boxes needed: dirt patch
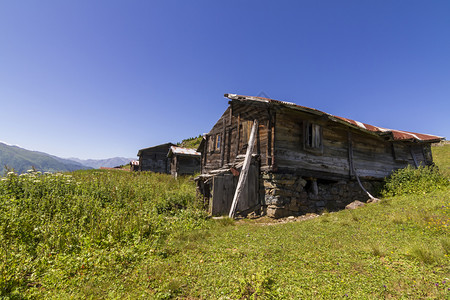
[236,213,320,226]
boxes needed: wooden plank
[229,120,258,218]
[236,114,241,158]
[223,174,234,213]
[266,118,272,165]
[227,128,232,164]
[248,163,259,208]
[271,112,276,170]
[221,117,226,167]
[348,131,354,177]
[211,175,223,215]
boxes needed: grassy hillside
[432,142,450,177]
[0,145,448,299]
[0,142,88,174]
[178,135,203,150]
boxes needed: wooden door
[210,162,259,216]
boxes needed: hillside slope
[0,142,89,174]
[178,135,203,150]
[432,142,450,176]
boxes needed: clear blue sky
[1,1,449,159]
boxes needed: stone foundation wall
[262,172,381,218]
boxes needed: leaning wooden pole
[348,132,379,201]
[229,120,258,219]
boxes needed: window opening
[216,134,221,151]
[304,122,322,150]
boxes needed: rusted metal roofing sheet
[225,94,444,143]
[168,146,201,157]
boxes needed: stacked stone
[261,171,381,218]
[262,172,309,218]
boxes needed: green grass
[178,135,203,150]
[152,192,449,299]
[433,142,450,177]
[1,144,449,299]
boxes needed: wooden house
[130,160,139,172]
[137,143,174,173]
[167,146,201,177]
[196,94,444,218]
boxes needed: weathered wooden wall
[273,105,433,179]
[139,144,172,173]
[201,103,275,174]
[170,155,200,177]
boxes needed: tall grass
[1,145,449,298]
[0,169,207,298]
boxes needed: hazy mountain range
[66,157,135,169]
[0,142,135,174]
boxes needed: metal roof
[137,143,175,156]
[168,146,201,157]
[225,94,444,143]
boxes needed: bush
[381,165,449,197]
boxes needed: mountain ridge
[0,142,134,174]
[0,142,90,174]
[66,157,135,169]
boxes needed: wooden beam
[267,118,272,165]
[410,146,419,168]
[229,120,258,218]
[236,114,241,158]
[271,112,276,170]
[347,131,354,177]
[221,117,226,167]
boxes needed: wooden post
[410,147,419,168]
[267,118,272,166]
[229,120,258,218]
[221,117,226,167]
[236,114,241,157]
[271,112,276,170]
[348,131,354,177]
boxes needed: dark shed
[167,146,201,177]
[137,143,174,173]
[196,94,444,218]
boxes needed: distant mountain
[0,142,90,174]
[66,157,135,169]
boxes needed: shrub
[381,165,449,197]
